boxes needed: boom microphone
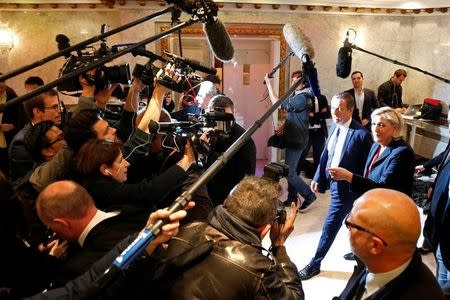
[203,19,234,62]
[55,34,71,58]
[165,51,217,75]
[336,31,353,78]
[282,23,321,97]
[282,23,315,60]
[165,0,234,62]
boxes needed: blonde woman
[328,106,415,196]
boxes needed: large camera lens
[103,63,131,85]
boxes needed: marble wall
[1,9,450,110]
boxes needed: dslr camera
[263,162,289,225]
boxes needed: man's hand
[0,123,15,132]
[310,180,319,193]
[396,107,407,114]
[274,123,285,136]
[415,165,425,174]
[327,167,353,182]
[270,202,298,246]
[361,119,369,127]
[144,202,195,255]
[38,239,69,260]
[95,83,118,110]
[80,69,97,97]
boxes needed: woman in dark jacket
[328,106,415,196]
[74,139,194,211]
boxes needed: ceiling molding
[0,1,449,16]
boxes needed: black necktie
[353,270,367,300]
[327,127,341,170]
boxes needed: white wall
[1,9,450,109]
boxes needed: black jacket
[57,207,148,285]
[377,80,403,109]
[205,123,256,206]
[152,206,304,299]
[334,251,445,300]
[345,88,378,128]
[82,163,187,211]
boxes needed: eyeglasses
[344,214,388,246]
[46,133,65,148]
[43,104,62,112]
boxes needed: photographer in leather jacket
[151,175,304,300]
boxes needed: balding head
[348,188,420,272]
[36,181,96,241]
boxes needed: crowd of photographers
[0,59,306,299]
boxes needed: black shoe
[298,264,320,280]
[284,197,298,207]
[343,252,356,261]
[298,197,317,213]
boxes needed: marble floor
[260,175,436,300]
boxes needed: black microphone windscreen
[56,34,70,44]
[336,46,352,79]
[203,20,234,62]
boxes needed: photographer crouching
[201,95,256,206]
[143,175,303,299]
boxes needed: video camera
[263,162,289,225]
[56,26,131,96]
[154,109,234,155]
[131,48,215,97]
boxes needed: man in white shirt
[299,92,372,280]
[335,188,444,300]
[36,180,149,283]
[345,71,378,130]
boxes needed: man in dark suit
[335,189,445,300]
[203,95,256,207]
[298,92,372,280]
[36,180,149,284]
[424,113,450,290]
[345,71,378,130]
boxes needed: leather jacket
[153,216,304,300]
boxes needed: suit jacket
[423,142,450,170]
[351,139,415,196]
[58,206,148,284]
[424,145,450,270]
[309,94,331,136]
[345,88,378,126]
[8,122,33,180]
[334,251,445,300]
[313,119,372,196]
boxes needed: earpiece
[105,170,113,176]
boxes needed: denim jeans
[285,146,315,201]
[436,245,450,287]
